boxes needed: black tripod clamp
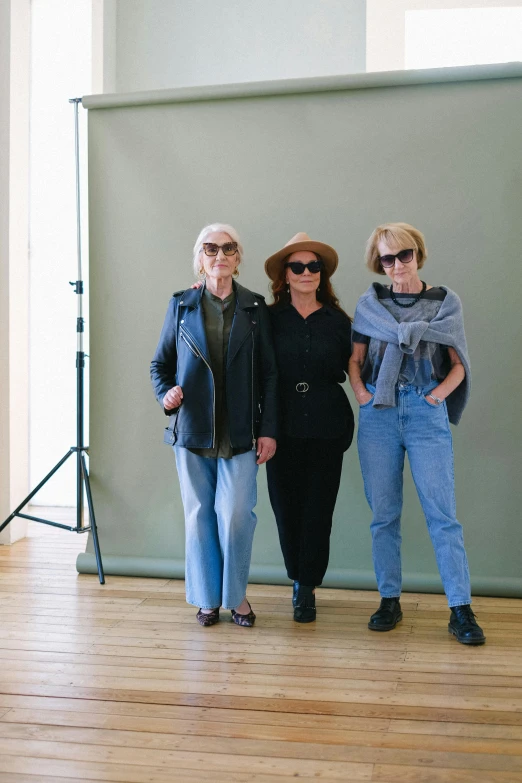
[69,279,84,294]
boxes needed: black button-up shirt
[269,304,354,444]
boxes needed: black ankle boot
[292,580,299,608]
[368,597,402,631]
[449,605,486,645]
[294,584,316,623]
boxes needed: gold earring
[233,267,239,278]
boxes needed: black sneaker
[368,597,402,631]
[449,605,486,645]
[294,584,316,623]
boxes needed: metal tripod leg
[81,453,105,584]
[0,450,74,533]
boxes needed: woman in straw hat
[264,233,354,623]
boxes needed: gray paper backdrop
[78,67,522,596]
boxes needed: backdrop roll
[77,64,522,597]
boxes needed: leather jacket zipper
[180,332,198,358]
[180,326,216,448]
[251,332,255,449]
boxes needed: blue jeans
[357,383,471,607]
[174,447,258,609]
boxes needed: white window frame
[366,0,522,72]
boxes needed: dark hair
[268,254,351,320]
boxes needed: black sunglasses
[284,260,323,275]
[379,249,414,268]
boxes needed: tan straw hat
[264,232,338,281]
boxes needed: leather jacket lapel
[179,287,211,364]
[179,282,257,366]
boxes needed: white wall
[103,0,366,93]
[0,0,13,537]
[0,0,30,543]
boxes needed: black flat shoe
[294,584,316,623]
[196,607,220,627]
[449,605,486,645]
[368,597,402,631]
[292,581,300,608]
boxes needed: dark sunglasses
[284,260,323,275]
[379,248,414,268]
[203,242,238,257]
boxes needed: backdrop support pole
[0,97,105,585]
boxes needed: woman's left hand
[256,437,277,465]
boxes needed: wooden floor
[0,512,520,782]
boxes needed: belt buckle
[296,382,309,393]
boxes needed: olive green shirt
[189,286,248,459]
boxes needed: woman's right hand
[357,391,374,406]
[163,385,183,410]
[349,343,373,408]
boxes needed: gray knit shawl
[352,284,471,425]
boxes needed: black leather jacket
[150,282,278,449]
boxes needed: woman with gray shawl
[349,222,485,645]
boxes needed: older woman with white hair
[151,223,278,627]
[349,222,485,645]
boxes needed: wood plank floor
[0,509,520,782]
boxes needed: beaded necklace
[390,280,427,308]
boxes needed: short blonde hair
[365,222,427,275]
[192,223,244,278]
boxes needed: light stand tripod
[0,98,105,584]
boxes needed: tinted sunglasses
[379,248,414,268]
[203,242,238,257]
[284,260,323,275]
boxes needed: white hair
[192,223,244,278]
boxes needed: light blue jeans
[174,447,258,610]
[357,382,471,608]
